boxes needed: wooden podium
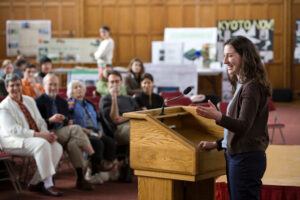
[123,106,226,200]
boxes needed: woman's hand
[196,100,222,121]
[197,141,217,151]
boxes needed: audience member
[134,73,163,110]
[22,63,45,98]
[35,73,95,190]
[0,78,7,97]
[124,58,144,96]
[96,67,127,96]
[36,56,53,84]
[67,80,117,183]
[13,58,27,78]
[100,70,139,145]
[1,59,14,79]
[0,74,63,197]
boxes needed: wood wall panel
[134,6,150,33]
[135,36,150,61]
[102,6,117,34]
[84,5,100,36]
[150,6,165,33]
[117,6,133,34]
[0,0,297,96]
[166,6,183,27]
[182,6,196,27]
[118,36,133,63]
[198,5,215,26]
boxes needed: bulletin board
[38,38,99,63]
[6,20,51,57]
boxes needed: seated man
[100,70,139,145]
[36,73,94,190]
[22,63,44,98]
[0,74,63,197]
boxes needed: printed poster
[6,20,51,56]
[217,19,274,64]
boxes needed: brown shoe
[76,179,94,191]
[41,186,63,197]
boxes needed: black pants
[89,135,116,162]
[226,151,266,200]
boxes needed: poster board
[6,20,51,56]
[38,38,99,63]
[164,28,218,65]
[217,19,274,64]
[294,20,300,64]
[144,63,198,96]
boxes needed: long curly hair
[224,36,272,96]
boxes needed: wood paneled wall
[0,0,298,95]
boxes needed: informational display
[164,27,218,65]
[152,28,218,66]
[67,68,98,86]
[144,63,198,96]
[6,20,51,56]
[294,20,300,64]
[217,19,274,64]
[38,38,99,63]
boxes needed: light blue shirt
[222,83,242,148]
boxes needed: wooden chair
[268,99,286,144]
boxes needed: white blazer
[0,95,48,149]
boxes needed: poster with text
[217,19,274,64]
[6,20,51,57]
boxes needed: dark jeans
[89,135,116,162]
[225,151,266,200]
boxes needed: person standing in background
[94,26,115,79]
[196,36,271,200]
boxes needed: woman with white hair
[67,80,117,183]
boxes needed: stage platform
[216,145,300,199]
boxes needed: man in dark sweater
[99,70,139,145]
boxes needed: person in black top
[133,73,163,110]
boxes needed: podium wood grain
[124,106,226,200]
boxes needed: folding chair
[0,144,22,194]
[268,99,286,144]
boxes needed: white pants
[5,137,62,185]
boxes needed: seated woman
[96,67,127,96]
[124,58,144,96]
[134,73,164,110]
[67,80,117,182]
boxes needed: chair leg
[270,128,275,144]
[4,160,22,194]
[279,128,286,144]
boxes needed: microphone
[160,86,193,116]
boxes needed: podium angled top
[124,106,226,181]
